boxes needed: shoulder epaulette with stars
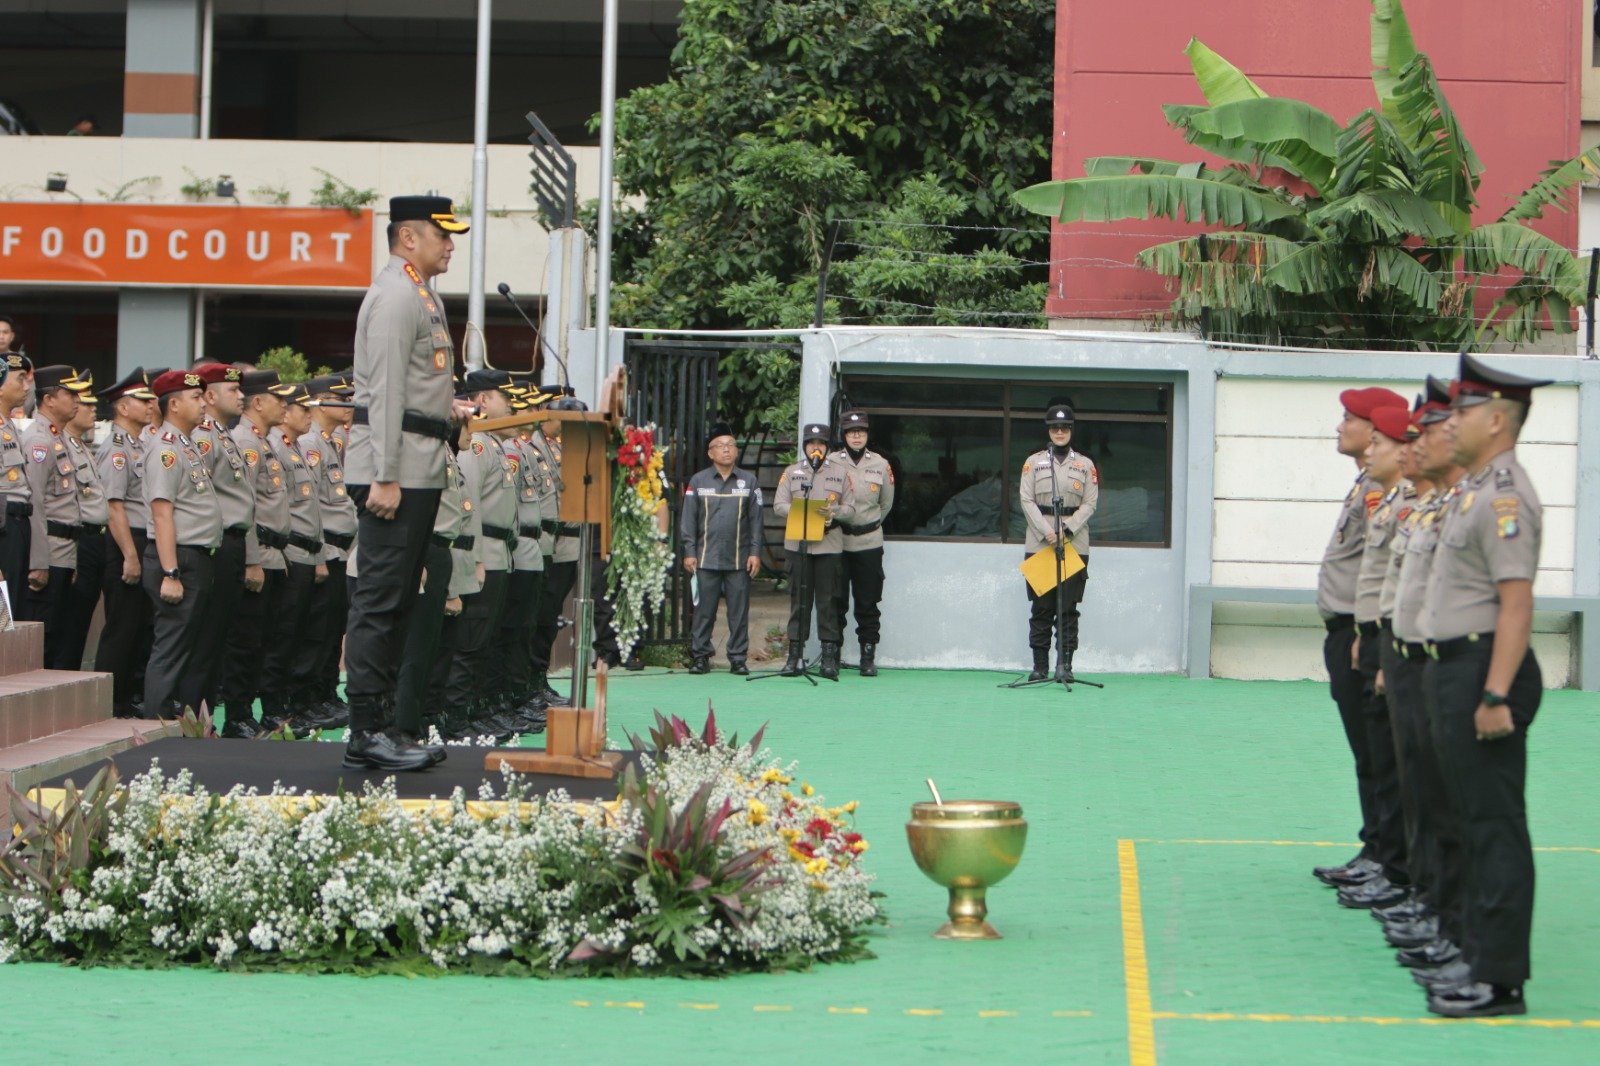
[160,431,177,443]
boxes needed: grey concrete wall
[116,290,193,374]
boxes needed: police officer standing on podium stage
[302,373,358,725]
[56,378,109,670]
[773,423,855,680]
[189,363,251,716]
[344,195,476,771]
[830,409,894,677]
[95,368,157,716]
[1416,354,1549,1019]
[0,352,34,594]
[20,366,93,656]
[681,420,763,675]
[1018,403,1099,682]
[141,370,223,718]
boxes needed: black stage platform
[39,738,633,802]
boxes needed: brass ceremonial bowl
[905,800,1028,940]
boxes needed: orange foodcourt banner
[0,203,374,289]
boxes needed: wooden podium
[481,370,626,779]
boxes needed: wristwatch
[1481,689,1508,707]
[162,568,181,580]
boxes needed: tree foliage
[601,0,1055,433]
[1014,0,1598,350]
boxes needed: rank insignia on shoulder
[161,431,177,443]
[1491,497,1519,516]
[1494,468,1515,490]
[160,451,177,469]
[1497,515,1519,539]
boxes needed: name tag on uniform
[1033,460,1051,469]
[730,488,750,497]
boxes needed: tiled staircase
[0,622,173,790]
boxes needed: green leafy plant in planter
[310,168,379,216]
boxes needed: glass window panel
[843,377,1004,411]
[861,414,1007,538]
[1008,417,1170,545]
[1009,382,1167,415]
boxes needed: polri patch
[160,451,177,469]
[29,445,46,463]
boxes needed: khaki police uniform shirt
[1355,480,1412,623]
[505,436,546,572]
[302,426,357,562]
[1378,483,1423,625]
[1391,486,1448,644]
[1019,447,1099,556]
[98,425,150,531]
[66,432,108,528]
[546,436,582,565]
[437,447,481,599]
[346,255,455,490]
[143,423,224,549]
[462,432,516,572]
[525,432,561,557]
[22,418,80,569]
[830,448,895,551]
[1317,472,1381,618]
[272,430,324,566]
[774,456,855,556]
[235,420,289,570]
[1419,453,1542,643]
[192,416,253,533]
[0,416,31,510]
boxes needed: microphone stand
[1004,447,1102,692]
[749,459,832,685]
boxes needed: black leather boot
[1027,648,1049,682]
[858,643,878,677]
[818,643,841,680]
[1056,651,1075,682]
[780,648,802,677]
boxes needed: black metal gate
[622,337,797,646]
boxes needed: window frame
[841,375,1175,549]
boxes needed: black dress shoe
[389,729,448,766]
[688,656,710,675]
[510,704,548,735]
[729,660,748,675]
[220,718,264,740]
[623,652,644,671]
[342,730,434,771]
[1383,914,1439,949]
[1315,855,1381,887]
[1413,958,1472,991]
[1396,937,1461,969]
[1427,982,1525,1018]
[1371,895,1427,923]
[537,686,566,707]
[1338,874,1408,909]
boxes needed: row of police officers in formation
[1312,352,1548,1019]
[681,409,895,680]
[0,349,591,753]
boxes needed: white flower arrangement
[0,717,880,976]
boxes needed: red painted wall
[1048,0,1583,322]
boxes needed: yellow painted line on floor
[1053,1010,1095,1018]
[1153,1011,1600,1029]
[604,1000,645,1010]
[905,1008,944,1017]
[827,1006,869,1015]
[1133,838,1598,854]
[679,1002,719,1011]
[1118,839,1157,1066]
[978,1010,1018,1018]
[570,1000,590,1008]
[753,1004,793,1013]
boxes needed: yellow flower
[841,800,858,814]
[804,857,829,877]
[849,839,869,853]
[810,880,830,892]
[801,783,815,797]
[778,827,801,843]
[747,798,768,827]
[760,768,792,786]
[780,790,793,802]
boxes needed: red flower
[842,832,862,846]
[806,818,833,839]
[790,840,816,859]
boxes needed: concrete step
[0,668,113,748]
[0,718,178,792]
[0,622,44,677]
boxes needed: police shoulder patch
[243,449,259,466]
[160,451,177,469]
[472,440,485,455]
[111,452,127,471]
[29,445,46,464]
[306,449,321,466]
[1363,488,1384,515]
[197,439,212,455]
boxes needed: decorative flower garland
[607,423,673,655]
[0,712,881,975]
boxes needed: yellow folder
[784,499,830,543]
[1020,543,1086,596]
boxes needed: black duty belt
[1425,632,1493,661]
[288,532,323,554]
[430,533,455,550]
[351,407,455,442]
[481,523,516,545]
[518,523,543,539]
[540,518,561,535]
[255,525,291,550]
[223,525,249,540]
[453,534,475,551]
[48,521,84,540]
[177,543,218,556]
[5,499,32,518]
[1393,640,1429,663]
[1324,613,1355,633]
[837,519,883,537]
[323,531,355,551]
[1356,620,1382,639]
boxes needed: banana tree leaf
[1368,245,1443,310]
[1082,154,1267,189]
[1459,222,1588,299]
[1370,0,1419,117]
[1330,109,1420,199]
[1180,98,1341,192]
[1014,174,1300,226]
[1499,147,1600,223]
[1387,55,1481,215]
[1184,37,1267,105]
[1305,188,1457,242]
